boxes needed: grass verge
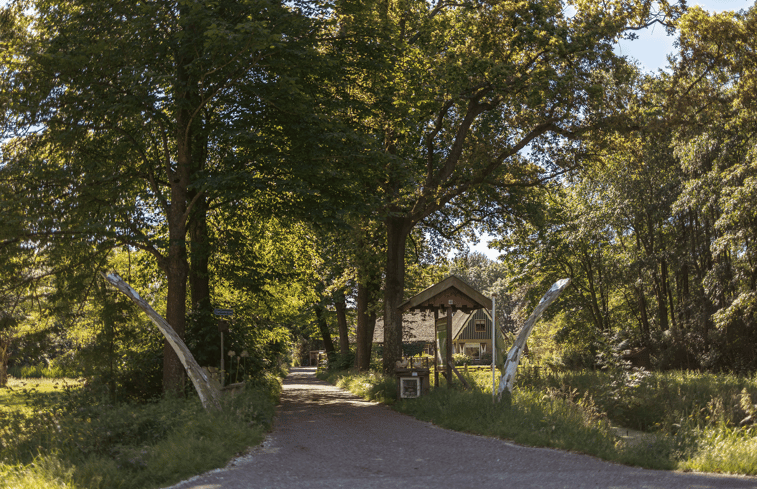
[318,367,757,475]
[0,372,282,489]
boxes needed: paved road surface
[168,367,757,489]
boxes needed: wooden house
[443,308,496,360]
[373,307,500,362]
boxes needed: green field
[1,377,84,415]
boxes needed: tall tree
[329,0,684,372]
[669,4,757,370]
[0,0,333,393]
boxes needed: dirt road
[168,367,757,489]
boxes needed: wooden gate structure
[399,276,492,386]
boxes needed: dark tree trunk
[189,195,211,309]
[335,291,350,355]
[188,190,216,369]
[163,75,193,395]
[383,216,411,373]
[315,304,336,357]
[356,280,378,371]
[0,338,8,388]
[164,203,189,395]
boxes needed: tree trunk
[356,280,378,371]
[189,191,215,364]
[315,304,336,358]
[164,193,189,395]
[0,337,8,388]
[335,291,350,355]
[189,137,211,316]
[637,283,651,341]
[382,216,411,373]
[163,102,193,396]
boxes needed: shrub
[452,353,471,366]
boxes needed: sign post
[213,309,234,387]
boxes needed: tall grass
[322,367,757,475]
[0,374,281,489]
[317,370,397,404]
[519,368,757,433]
[8,364,78,379]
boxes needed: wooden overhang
[399,275,492,313]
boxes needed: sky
[616,0,753,72]
[469,0,755,261]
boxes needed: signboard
[213,308,234,316]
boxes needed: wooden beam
[450,363,471,390]
[446,305,453,383]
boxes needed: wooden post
[434,308,439,387]
[101,272,222,411]
[446,305,453,383]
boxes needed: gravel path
[168,367,757,489]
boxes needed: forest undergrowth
[0,373,282,489]
[318,366,757,475]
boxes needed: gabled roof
[450,308,495,340]
[399,275,492,313]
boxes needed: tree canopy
[3,0,757,391]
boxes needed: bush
[452,353,471,366]
[326,350,355,371]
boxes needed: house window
[464,343,480,359]
[474,319,486,333]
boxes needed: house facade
[435,308,497,362]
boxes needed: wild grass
[7,364,75,379]
[317,370,397,404]
[680,426,757,475]
[321,366,757,475]
[1,377,84,415]
[519,368,757,433]
[0,374,281,489]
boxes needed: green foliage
[530,370,757,433]
[0,377,280,489]
[0,377,83,415]
[7,364,73,380]
[324,350,356,372]
[680,427,757,475]
[451,353,472,367]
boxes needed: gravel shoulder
[167,367,757,489]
